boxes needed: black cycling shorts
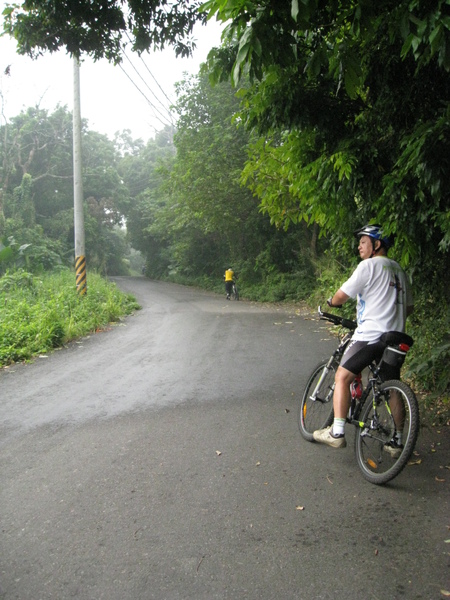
[340,339,400,380]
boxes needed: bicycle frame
[308,331,352,403]
[347,363,380,426]
[316,306,406,431]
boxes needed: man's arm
[327,289,350,308]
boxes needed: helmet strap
[372,240,384,257]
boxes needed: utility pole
[73,57,87,295]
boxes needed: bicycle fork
[309,356,337,403]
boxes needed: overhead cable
[117,63,173,128]
[122,49,174,124]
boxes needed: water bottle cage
[350,374,363,400]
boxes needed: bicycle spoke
[354,380,419,485]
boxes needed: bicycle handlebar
[318,306,357,331]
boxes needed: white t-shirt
[340,256,413,342]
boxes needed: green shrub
[0,269,36,293]
[404,290,450,408]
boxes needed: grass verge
[0,269,140,366]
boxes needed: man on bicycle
[224,267,234,300]
[313,224,414,452]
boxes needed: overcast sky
[0,2,223,142]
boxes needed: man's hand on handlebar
[327,296,343,308]
[326,290,350,308]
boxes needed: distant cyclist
[224,268,234,300]
[313,224,414,452]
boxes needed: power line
[136,55,175,109]
[122,49,174,124]
[124,33,175,110]
[117,63,173,129]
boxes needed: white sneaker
[383,440,403,459]
[313,426,347,448]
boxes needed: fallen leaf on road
[440,590,450,597]
[256,461,261,467]
[435,476,445,482]
[296,506,304,511]
[216,450,222,456]
[408,458,422,465]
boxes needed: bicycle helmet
[354,224,392,249]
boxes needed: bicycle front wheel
[298,361,335,442]
[354,380,420,485]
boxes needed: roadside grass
[0,269,140,367]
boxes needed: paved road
[0,278,448,600]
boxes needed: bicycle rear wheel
[298,361,335,442]
[354,380,420,485]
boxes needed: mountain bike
[298,307,420,485]
[231,282,239,301]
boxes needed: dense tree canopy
[204,1,450,86]
[121,76,314,285]
[6,0,446,266]
[201,0,450,271]
[2,0,206,61]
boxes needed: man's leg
[313,366,355,448]
[382,389,405,458]
[333,365,355,420]
[388,391,405,430]
[379,365,405,456]
[379,365,405,434]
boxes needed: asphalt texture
[0,277,448,600]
